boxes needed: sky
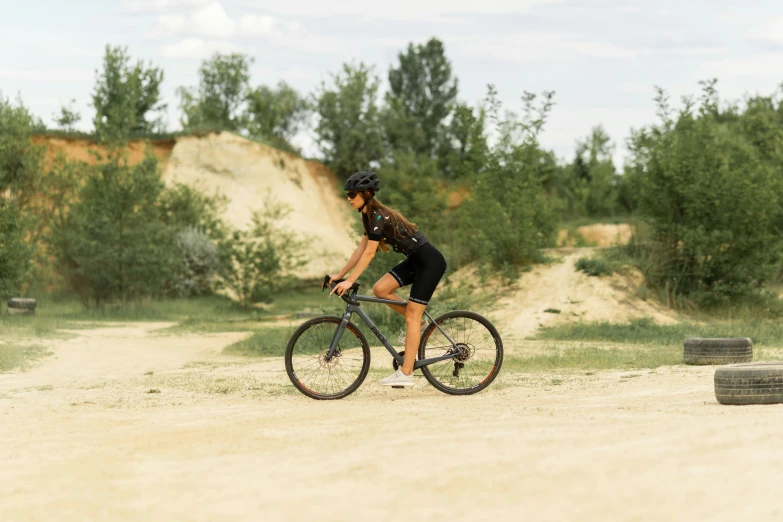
[2,0,783,168]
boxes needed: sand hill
[162,133,355,279]
[33,132,357,279]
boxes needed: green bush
[158,181,228,241]
[171,227,220,297]
[0,201,32,298]
[217,195,308,306]
[52,150,178,306]
[575,257,613,277]
[626,81,783,300]
[456,88,558,272]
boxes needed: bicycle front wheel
[285,316,371,400]
[418,311,503,395]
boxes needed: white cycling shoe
[378,369,415,387]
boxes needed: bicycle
[284,276,504,400]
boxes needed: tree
[244,81,309,151]
[0,200,32,298]
[0,94,46,211]
[217,195,308,306]
[52,151,177,306]
[558,126,619,218]
[53,99,82,131]
[158,182,228,241]
[438,102,488,179]
[178,53,252,132]
[456,87,558,272]
[384,38,459,158]
[91,45,166,139]
[313,62,385,179]
[627,81,783,301]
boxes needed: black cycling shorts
[388,242,447,305]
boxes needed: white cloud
[158,14,186,32]
[748,17,783,45]
[125,0,210,13]
[191,2,236,38]
[247,0,564,20]
[620,81,653,94]
[154,3,302,40]
[704,52,783,79]
[452,32,636,64]
[0,67,93,83]
[162,37,241,59]
[238,14,302,38]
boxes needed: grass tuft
[223,327,295,357]
[536,317,783,347]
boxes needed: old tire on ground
[715,362,783,405]
[7,298,36,316]
[8,298,36,310]
[683,337,752,365]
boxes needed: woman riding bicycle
[328,171,447,388]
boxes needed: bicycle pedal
[391,386,404,389]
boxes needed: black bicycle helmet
[344,171,380,193]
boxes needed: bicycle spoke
[419,312,502,394]
[287,317,369,399]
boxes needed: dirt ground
[1,323,782,522]
[488,250,680,340]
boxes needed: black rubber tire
[7,308,35,316]
[7,298,36,310]
[683,337,752,365]
[285,316,371,400]
[714,362,783,405]
[418,310,503,395]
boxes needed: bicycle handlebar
[321,275,361,301]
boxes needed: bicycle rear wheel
[285,316,371,400]
[418,311,503,395]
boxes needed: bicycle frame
[325,292,460,369]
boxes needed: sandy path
[491,251,680,340]
[0,322,249,390]
[1,326,782,521]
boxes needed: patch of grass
[575,257,615,277]
[536,317,783,347]
[559,216,633,229]
[0,313,74,338]
[142,372,295,396]
[0,344,51,372]
[544,308,561,314]
[503,342,683,372]
[222,327,294,357]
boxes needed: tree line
[3,39,783,309]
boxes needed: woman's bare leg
[401,301,427,376]
[372,274,407,316]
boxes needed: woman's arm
[346,240,378,283]
[335,236,368,278]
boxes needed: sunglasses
[346,191,360,200]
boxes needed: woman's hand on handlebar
[331,280,354,297]
[321,273,343,291]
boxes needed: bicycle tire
[285,316,371,400]
[418,310,503,395]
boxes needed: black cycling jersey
[363,208,428,257]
